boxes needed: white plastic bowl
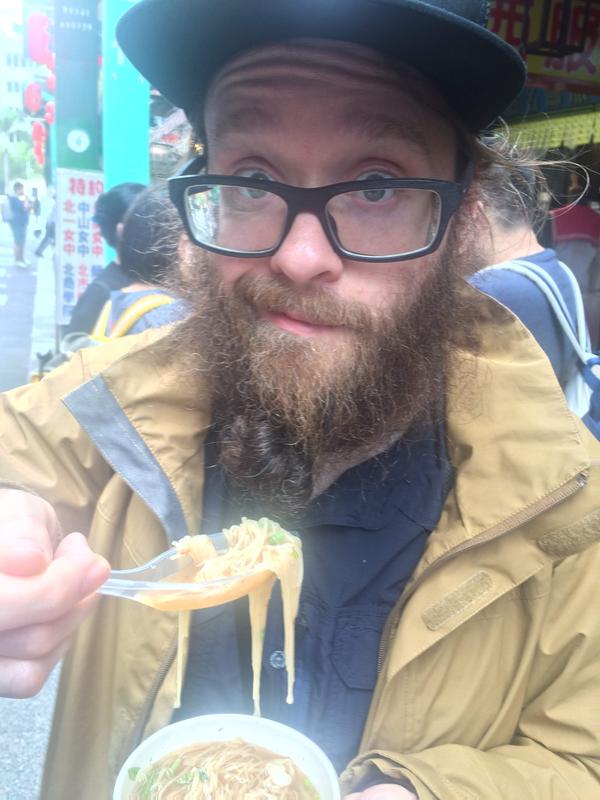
[114,713,341,799]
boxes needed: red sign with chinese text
[489,0,600,95]
[55,169,105,326]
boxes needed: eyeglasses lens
[186,185,287,252]
[185,184,442,257]
[326,188,441,257]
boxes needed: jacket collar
[440,284,590,553]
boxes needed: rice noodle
[128,739,320,799]
[141,518,303,714]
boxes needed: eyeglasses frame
[168,156,473,263]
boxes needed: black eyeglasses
[168,156,472,263]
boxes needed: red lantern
[44,101,55,126]
[32,121,47,144]
[46,74,56,94]
[24,82,43,115]
[33,139,45,166]
[26,12,51,66]
[45,51,56,71]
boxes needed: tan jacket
[0,289,598,799]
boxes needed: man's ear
[453,191,485,257]
[115,221,125,244]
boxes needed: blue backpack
[476,258,600,440]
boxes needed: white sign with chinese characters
[55,168,105,326]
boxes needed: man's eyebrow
[212,105,275,140]
[342,110,431,159]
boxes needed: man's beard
[172,230,479,520]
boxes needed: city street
[0,668,60,800]
[0,219,59,800]
[0,221,56,391]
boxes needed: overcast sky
[0,1,22,35]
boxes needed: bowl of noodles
[114,713,341,799]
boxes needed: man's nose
[269,212,344,285]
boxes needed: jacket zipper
[376,471,588,673]
[124,634,179,758]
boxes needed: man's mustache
[230,274,374,330]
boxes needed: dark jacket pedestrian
[64,182,145,334]
[91,186,187,339]
[6,181,30,267]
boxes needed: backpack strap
[91,293,175,341]
[108,293,175,338]
[480,259,594,366]
[91,300,113,342]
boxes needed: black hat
[117,0,525,131]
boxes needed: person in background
[0,1,599,799]
[551,178,600,352]
[64,181,145,334]
[30,187,42,238]
[471,151,599,438]
[6,181,30,268]
[471,152,581,386]
[92,186,187,339]
[34,188,56,258]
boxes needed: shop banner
[55,168,105,326]
[490,0,600,94]
[54,0,101,170]
[54,0,103,332]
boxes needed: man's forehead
[208,99,436,164]
[205,39,455,159]
[205,38,453,126]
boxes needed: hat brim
[117,0,525,131]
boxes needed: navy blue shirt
[8,194,29,227]
[173,427,453,772]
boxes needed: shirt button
[269,650,286,669]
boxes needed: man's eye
[237,169,273,199]
[238,168,273,181]
[357,171,395,202]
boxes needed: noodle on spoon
[140,518,303,714]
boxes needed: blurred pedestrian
[34,188,56,258]
[551,185,600,352]
[3,181,31,267]
[92,186,187,338]
[64,182,145,334]
[471,149,599,437]
[31,187,42,238]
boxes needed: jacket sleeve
[0,352,114,537]
[342,544,600,800]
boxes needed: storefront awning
[508,109,600,151]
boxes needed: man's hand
[0,489,109,698]
[344,785,418,799]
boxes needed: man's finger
[0,537,49,577]
[0,594,99,659]
[0,639,71,699]
[0,490,59,575]
[343,786,418,799]
[0,550,109,630]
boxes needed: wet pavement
[0,223,56,391]
[0,668,60,800]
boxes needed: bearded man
[0,2,599,799]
